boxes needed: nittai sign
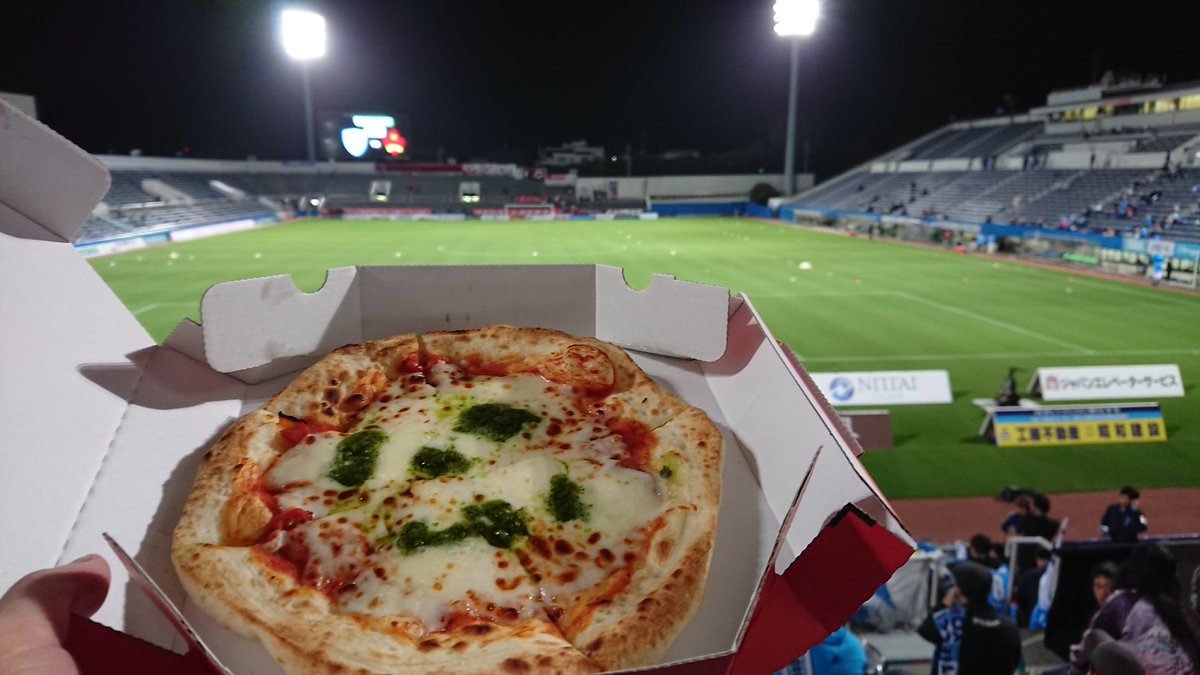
[810,370,953,406]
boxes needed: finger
[0,555,111,646]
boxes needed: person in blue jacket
[775,625,868,675]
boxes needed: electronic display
[318,112,410,161]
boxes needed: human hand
[0,555,110,675]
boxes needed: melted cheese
[339,539,539,630]
[265,432,342,488]
[395,453,565,529]
[264,356,676,632]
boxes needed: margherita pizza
[172,325,723,674]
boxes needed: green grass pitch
[90,217,1200,499]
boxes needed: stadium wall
[74,214,280,258]
[97,155,377,175]
[575,174,799,200]
[648,201,746,217]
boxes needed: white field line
[751,290,897,298]
[891,290,1096,354]
[132,301,193,316]
[799,348,1200,364]
[994,262,1200,306]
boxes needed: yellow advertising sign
[992,404,1167,448]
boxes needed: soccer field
[90,217,1200,499]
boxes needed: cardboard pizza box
[0,100,915,675]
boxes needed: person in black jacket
[1100,486,1148,543]
[919,562,1022,675]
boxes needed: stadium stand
[79,163,597,245]
[789,77,1200,255]
[904,122,1040,160]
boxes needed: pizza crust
[172,326,723,673]
[175,546,601,675]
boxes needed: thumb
[0,555,111,665]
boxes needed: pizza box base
[0,99,915,674]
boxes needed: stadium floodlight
[773,0,819,37]
[281,9,326,162]
[281,9,326,60]
[773,0,819,197]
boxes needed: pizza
[172,325,723,674]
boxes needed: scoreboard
[318,113,411,161]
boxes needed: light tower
[773,0,819,197]
[281,9,326,162]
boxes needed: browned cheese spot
[657,539,673,560]
[502,658,531,673]
[529,536,552,560]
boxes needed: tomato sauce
[605,418,656,471]
[278,418,338,450]
[267,508,313,533]
[462,355,509,377]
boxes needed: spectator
[1016,548,1052,627]
[791,626,868,675]
[1002,494,1033,536]
[1101,486,1148,543]
[919,562,1022,675]
[1075,629,1147,675]
[1084,543,1200,674]
[1089,561,1119,612]
[969,534,1002,569]
[1014,494,1059,574]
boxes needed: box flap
[196,265,728,381]
[200,267,362,373]
[728,507,914,674]
[0,233,156,591]
[357,264,599,339]
[594,266,728,360]
[699,297,913,574]
[58,347,246,650]
[0,100,110,242]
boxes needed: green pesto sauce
[453,403,541,442]
[463,500,530,548]
[546,473,590,522]
[395,521,472,552]
[410,445,471,479]
[328,429,386,487]
[396,499,528,553]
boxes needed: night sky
[4,0,1200,180]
